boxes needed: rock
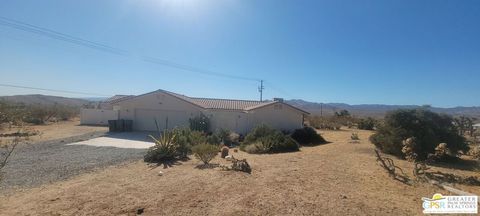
[221,146,229,158]
[136,208,144,215]
[225,155,233,161]
[341,195,347,199]
[158,171,164,176]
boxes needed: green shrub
[189,130,207,146]
[192,143,219,164]
[291,127,326,146]
[244,124,277,144]
[357,117,376,130]
[370,108,468,160]
[189,113,210,133]
[171,128,197,157]
[242,124,299,154]
[206,134,221,145]
[215,128,234,145]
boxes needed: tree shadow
[148,157,190,169]
[427,158,479,172]
[300,141,333,147]
[194,163,220,170]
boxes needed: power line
[0,16,261,82]
[264,81,299,99]
[142,56,259,81]
[0,83,111,97]
[0,17,302,100]
[0,16,128,56]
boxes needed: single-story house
[81,89,309,134]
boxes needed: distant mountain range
[0,94,91,107]
[1,94,479,119]
[286,99,480,119]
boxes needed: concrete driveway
[68,132,155,149]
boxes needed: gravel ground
[0,131,147,193]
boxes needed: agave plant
[144,130,178,162]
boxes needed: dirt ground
[0,119,108,143]
[1,128,479,215]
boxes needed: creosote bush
[192,143,219,164]
[370,108,468,161]
[291,127,326,146]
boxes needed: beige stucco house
[82,89,309,134]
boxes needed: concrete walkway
[67,132,155,149]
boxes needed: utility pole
[320,103,323,117]
[258,80,264,101]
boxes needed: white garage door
[134,109,189,131]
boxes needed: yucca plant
[144,130,179,163]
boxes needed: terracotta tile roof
[104,95,135,104]
[111,89,309,114]
[189,97,277,110]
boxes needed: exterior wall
[206,110,249,135]
[114,92,202,131]
[80,108,118,125]
[246,103,305,133]
[113,92,305,133]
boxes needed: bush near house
[291,127,326,146]
[370,108,468,161]
[145,127,228,163]
[191,143,219,164]
[144,130,179,162]
[189,113,210,133]
[241,124,299,154]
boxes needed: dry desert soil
[1,127,479,215]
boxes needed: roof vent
[273,98,284,102]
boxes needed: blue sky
[0,0,479,107]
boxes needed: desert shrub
[215,128,234,146]
[308,116,342,130]
[468,146,480,160]
[427,143,454,162]
[401,137,418,162]
[206,134,221,145]
[351,132,360,141]
[242,124,299,154]
[370,108,468,160]
[192,143,219,164]
[170,128,197,157]
[357,117,377,130]
[290,127,326,146]
[189,113,210,133]
[144,130,180,162]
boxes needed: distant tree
[357,117,377,130]
[454,116,477,136]
[335,109,351,117]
